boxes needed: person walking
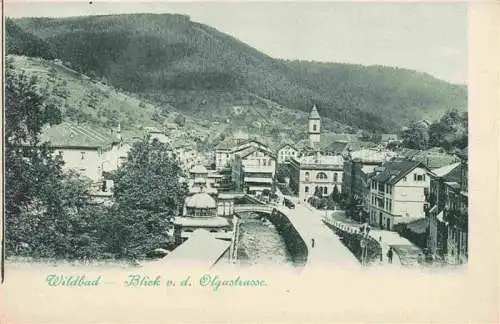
[311,238,315,248]
[387,247,394,264]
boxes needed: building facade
[342,150,396,212]
[368,160,433,230]
[41,123,122,182]
[426,152,468,264]
[289,153,344,203]
[277,144,298,164]
[231,146,276,194]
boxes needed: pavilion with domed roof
[171,185,232,245]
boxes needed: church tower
[308,104,321,146]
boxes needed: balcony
[244,177,273,184]
[243,165,275,173]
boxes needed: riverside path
[274,198,360,270]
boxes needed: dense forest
[7,14,467,133]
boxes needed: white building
[41,123,122,182]
[144,126,170,144]
[289,153,344,203]
[368,160,434,230]
[215,138,270,170]
[276,144,299,164]
[232,145,277,194]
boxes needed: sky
[5,1,468,84]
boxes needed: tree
[331,185,341,203]
[109,138,188,259]
[428,109,468,151]
[5,64,106,260]
[174,113,186,127]
[5,63,64,230]
[401,121,429,150]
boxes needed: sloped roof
[275,143,298,152]
[298,154,344,166]
[309,104,321,119]
[350,149,396,163]
[161,229,230,266]
[190,164,208,174]
[41,123,118,149]
[371,160,423,184]
[321,141,349,154]
[235,145,276,160]
[432,162,461,178]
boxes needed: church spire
[308,104,321,146]
[309,104,321,120]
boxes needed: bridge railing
[234,204,274,213]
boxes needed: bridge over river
[234,202,360,269]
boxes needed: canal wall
[323,221,381,265]
[267,209,308,267]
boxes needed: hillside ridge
[7,14,468,133]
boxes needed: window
[333,173,338,182]
[305,172,310,182]
[417,175,424,181]
[81,152,86,160]
[313,125,317,131]
[403,176,407,181]
[323,187,328,195]
[316,172,328,180]
[305,186,309,193]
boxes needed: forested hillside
[7,14,468,133]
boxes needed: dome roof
[190,164,208,174]
[185,193,216,209]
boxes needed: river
[236,212,296,268]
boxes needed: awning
[437,210,444,222]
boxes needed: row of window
[305,172,339,182]
[304,185,329,195]
[371,181,392,194]
[280,150,297,156]
[371,194,392,212]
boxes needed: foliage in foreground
[5,64,186,261]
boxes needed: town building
[144,126,170,144]
[171,188,232,245]
[368,160,434,230]
[40,123,122,182]
[381,134,399,144]
[216,193,236,217]
[426,150,468,264]
[289,152,344,203]
[188,164,217,196]
[214,135,266,170]
[342,149,396,220]
[231,145,277,195]
[276,143,298,164]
